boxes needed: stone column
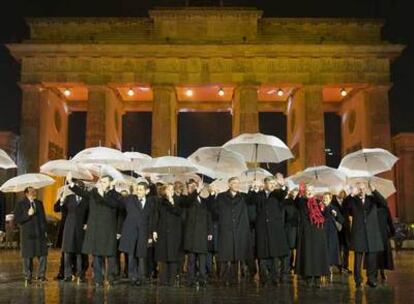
[287,85,325,174]
[86,86,109,148]
[393,133,414,222]
[232,84,259,137]
[362,85,392,150]
[19,84,45,173]
[151,85,177,157]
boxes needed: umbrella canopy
[140,156,198,175]
[289,166,347,188]
[72,147,131,166]
[223,133,293,163]
[84,163,125,181]
[0,149,17,169]
[150,173,202,185]
[339,148,398,176]
[238,168,273,184]
[347,176,396,199]
[40,159,94,180]
[116,152,152,171]
[188,147,247,179]
[0,173,55,193]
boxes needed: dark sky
[0,0,413,150]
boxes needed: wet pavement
[0,249,413,303]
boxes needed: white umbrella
[223,133,293,163]
[347,176,396,199]
[72,147,131,166]
[188,147,247,179]
[289,166,347,188]
[338,167,372,178]
[40,159,94,180]
[0,149,17,169]
[150,173,202,185]
[339,148,398,176]
[238,168,273,184]
[84,164,125,181]
[0,173,55,193]
[141,156,198,175]
[116,151,152,172]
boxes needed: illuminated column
[287,85,325,174]
[232,84,259,137]
[151,85,177,156]
[86,86,123,149]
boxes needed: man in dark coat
[345,183,388,288]
[211,177,250,285]
[54,185,89,282]
[332,190,352,274]
[283,189,299,273]
[118,182,155,285]
[152,183,184,286]
[249,174,289,285]
[14,187,48,284]
[181,180,213,287]
[68,173,120,287]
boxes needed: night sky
[0,0,413,164]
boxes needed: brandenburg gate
[6,7,406,216]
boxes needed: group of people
[13,171,395,289]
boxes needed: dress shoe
[367,281,377,288]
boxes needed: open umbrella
[289,166,347,188]
[72,147,131,166]
[339,148,398,176]
[84,163,125,181]
[347,176,396,199]
[238,168,273,184]
[188,147,247,179]
[0,149,17,169]
[0,173,55,193]
[141,156,198,175]
[115,151,152,172]
[223,133,293,163]
[40,159,94,180]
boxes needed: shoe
[54,275,64,281]
[63,277,73,282]
[37,277,47,282]
[367,281,377,288]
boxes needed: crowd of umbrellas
[0,133,399,200]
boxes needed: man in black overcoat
[212,177,250,285]
[14,187,48,284]
[67,173,120,287]
[346,182,388,288]
[249,174,289,285]
[54,183,89,282]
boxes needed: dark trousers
[23,256,47,280]
[340,242,350,269]
[92,255,116,284]
[64,253,88,279]
[259,257,286,282]
[128,255,146,282]
[354,252,377,284]
[158,261,179,285]
[187,253,207,283]
[220,261,238,284]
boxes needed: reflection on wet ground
[0,249,413,303]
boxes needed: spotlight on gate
[127,88,135,96]
[218,87,225,96]
[340,88,348,97]
[185,88,193,97]
[63,88,71,97]
[277,89,284,97]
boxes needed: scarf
[306,196,325,227]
